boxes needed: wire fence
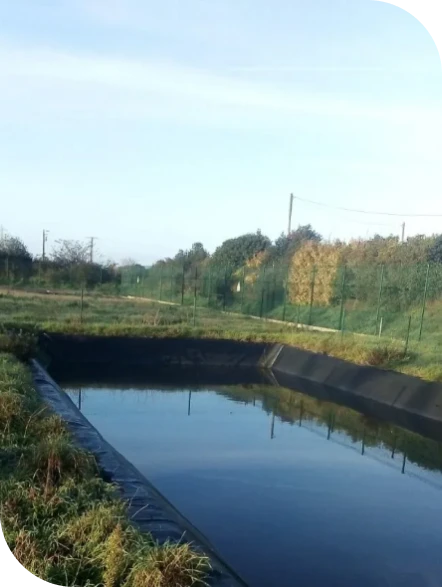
[2,255,442,347]
[118,261,442,346]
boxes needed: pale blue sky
[1,0,441,264]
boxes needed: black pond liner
[31,360,247,587]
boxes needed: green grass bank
[0,289,441,382]
[0,353,210,586]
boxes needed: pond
[63,377,442,587]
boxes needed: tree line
[2,228,442,297]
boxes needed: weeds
[124,543,211,587]
[0,354,211,586]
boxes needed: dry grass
[124,543,211,587]
[0,354,211,586]
[26,434,97,496]
[289,242,342,305]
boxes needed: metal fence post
[375,264,385,334]
[207,268,212,308]
[159,265,163,301]
[308,266,316,326]
[240,266,245,313]
[169,267,174,301]
[193,267,198,327]
[418,263,430,342]
[260,288,265,318]
[80,288,84,324]
[282,264,290,322]
[404,315,412,356]
[223,266,228,311]
[181,265,185,305]
[338,264,347,330]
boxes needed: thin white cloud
[0,45,441,128]
[230,65,436,73]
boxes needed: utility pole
[87,237,97,264]
[401,222,405,244]
[288,193,294,236]
[42,229,49,261]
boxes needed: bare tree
[51,240,90,266]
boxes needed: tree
[51,240,90,266]
[0,235,32,260]
[211,230,271,269]
[120,258,139,268]
[174,242,209,272]
[428,235,442,264]
[270,225,322,260]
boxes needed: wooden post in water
[270,412,275,439]
[391,435,397,459]
[401,452,407,474]
[299,400,304,427]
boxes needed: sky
[1,0,441,265]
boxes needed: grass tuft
[124,542,211,587]
[0,353,210,586]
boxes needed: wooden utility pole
[87,237,97,263]
[288,193,294,236]
[401,222,405,244]
[42,229,49,261]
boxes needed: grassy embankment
[0,353,210,586]
[0,288,441,380]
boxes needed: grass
[0,353,211,586]
[0,288,441,381]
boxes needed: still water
[64,381,442,587]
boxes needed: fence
[120,261,442,346]
[2,255,442,346]
[0,255,118,292]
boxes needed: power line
[294,195,442,218]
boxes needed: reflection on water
[66,383,442,587]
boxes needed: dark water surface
[64,382,442,587]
